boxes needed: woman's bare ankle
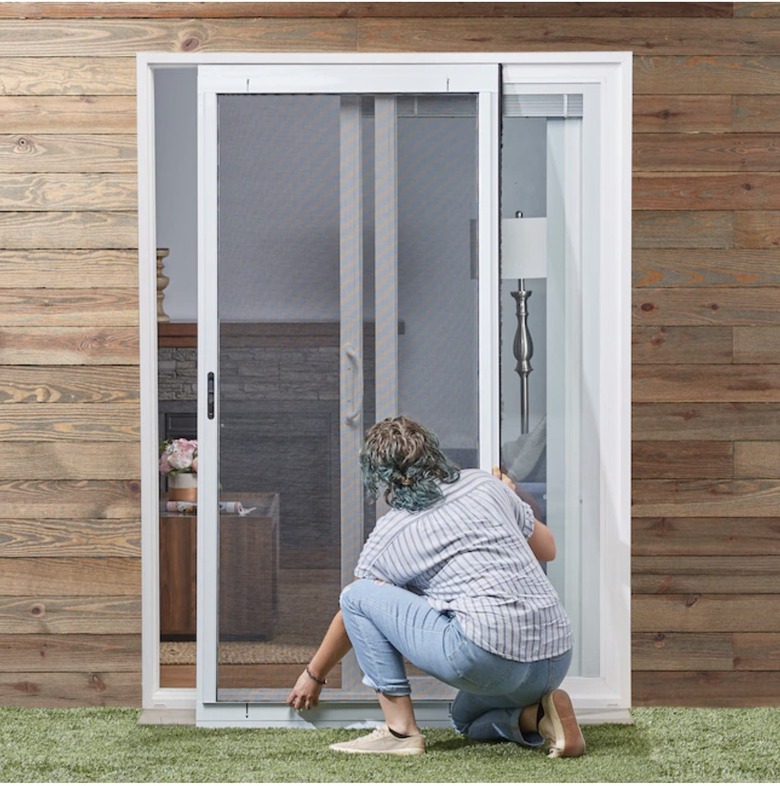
[378,693,420,736]
[519,703,540,734]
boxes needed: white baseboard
[138,708,197,725]
[577,707,634,725]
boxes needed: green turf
[0,706,778,782]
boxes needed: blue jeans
[339,579,572,746]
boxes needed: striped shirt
[354,468,572,663]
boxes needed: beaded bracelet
[306,666,328,686]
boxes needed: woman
[286,416,584,758]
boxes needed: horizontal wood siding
[0,3,142,706]
[628,2,780,707]
[0,1,778,708]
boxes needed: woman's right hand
[286,669,324,711]
[492,466,516,490]
[285,611,352,711]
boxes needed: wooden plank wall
[0,1,778,707]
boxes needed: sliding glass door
[196,65,499,719]
[185,56,630,728]
[139,52,629,724]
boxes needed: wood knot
[652,518,673,537]
[653,633,666,648]
[741,182,753,191]
[89,673,108,693]
[640,302,655,312]
[14,680,39,695]
[29,603,45,617]
[181,36,200,51]
[709,303,720,311]
[684,594,700,607]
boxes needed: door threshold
[139,704,631,728]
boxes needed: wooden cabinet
[160,493,279,641]
[219,494,279,641]
[160,511,196,639]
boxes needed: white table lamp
[501,216,547,434]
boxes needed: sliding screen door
[197,65,499,715]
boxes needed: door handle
[344,344,363,425]
[207,372,215,420]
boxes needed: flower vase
[168,473,197,502]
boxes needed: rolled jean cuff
[361,673,411,696]
[518,728,544,749]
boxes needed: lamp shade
[501,217,547,279]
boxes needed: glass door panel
[396,97,479,470]
[499,95,599,678]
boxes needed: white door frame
[137,51,632,723]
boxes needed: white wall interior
[155,67,198,321]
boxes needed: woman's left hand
[286,669,323,711]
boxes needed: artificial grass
[0,706,778,782]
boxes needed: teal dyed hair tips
[360,416,460,512]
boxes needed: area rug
[160,640,317,665]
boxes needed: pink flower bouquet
[159,438,198,475]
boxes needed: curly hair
[359,416,461,512]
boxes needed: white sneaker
[329,725,425,755]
